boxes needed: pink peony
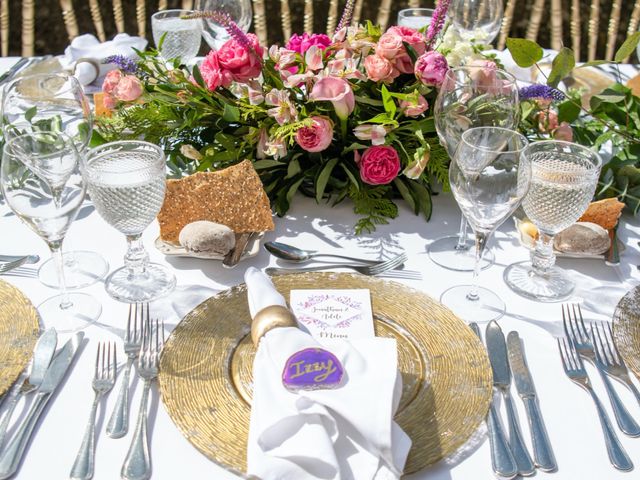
[400,95,429,117]
[113,75,143,102]
[358,146,401,185]
[217,33,264,84]
[102,70,122,95]
[286,33,332,54]
[553,122,573,142]
[415,51,448,86]
[199,51,226,90]
[364,54,399,83]
[295,116,333,152]
[309,76,355,119]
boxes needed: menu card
[289,289,374,341]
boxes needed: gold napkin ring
[251,305,297,346]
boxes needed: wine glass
[1,73,109,289]
[83,141,176,303]
[504,141,602,302]
[195,0,252,50]
[429,66,520,271]
[449,0,504,44]
[1,132,102,332]
[151,9,202,64]
[397,8,435,30]
[441,127,530,322]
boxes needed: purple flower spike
[426,0,451,50]
[103,55,139,75]
[519,84,565,102]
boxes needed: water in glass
[196,0,252,50]
[152,10,202,64]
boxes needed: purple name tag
[282,348,344,391]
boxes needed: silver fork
[592,321,640,406]
[70,341,117,480]
[265,253,408,276]
[122,318,164,480]
[557,337,633,471]
[0,255,39,274]
[562,304,640,437]
[106,303,147,439]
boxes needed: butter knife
[507,331,557,472]
[223,232,254,269]
[469,323,518,479]
[0,332,84,479]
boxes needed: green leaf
[380,85,397,118]
[615,32,640,63]
[505,38,544,68]
[315,157,339,202]
[222,103,240,122]
[286,158,301,179]
[403,42,418,63]
[253,160,285,169]
[24,106,37,123]
[191,65,206,88]
[286,177,305,206]
[547,48,576,88]
[393,178,417,214]
[577,60,611,68]
[407,181,432,221]
[557,100,581,123]
[354,96,384,106]
[340,164,360,190]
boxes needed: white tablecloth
[2,57,640,480]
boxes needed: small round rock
[554,222,611,255]
[179,221,235,255]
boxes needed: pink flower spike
[309,76,355,119]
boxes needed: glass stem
[49,241,72,310]
[455,216,469,250]
[531,232,556,276]
[467,232,488,302]
[124,234,149,279]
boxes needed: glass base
[440,285,506,323]
[503,261,574,302]
[38,251,109,290]
[37,292,102,333]
[428,235,494,271]
[105,263,176,303]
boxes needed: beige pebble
[554,222,610,255]
[179,221,235,255]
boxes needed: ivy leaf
[547,48,576,88]
[316,157,340,202]
[615,32,640,63]
[380,85,397,118]
[506,38,544,67]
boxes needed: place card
[289,289,374,341]
[282,348,344,391]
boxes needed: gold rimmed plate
[0,280,41,396]
[613,286,640,379]
[158,273,492,475]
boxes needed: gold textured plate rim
[159,273,492,476]
[613,286,640,379]
[0,280,41,395]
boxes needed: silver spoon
[264,241,388,265]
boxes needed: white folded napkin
[244,267,411,480]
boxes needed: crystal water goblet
[83,141,176,303]
[430,65,520,271]
[504,141,602,302]
[441,127,530,322]
[449,0,504,44]
[397,8,435,30]
[1,73,109,289]
[152,9,203,64]
[195,0,252,50]
[1,132,102,332]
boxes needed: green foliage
[506,38,543,67]
[547,48,575,88]
[350,185,399,234]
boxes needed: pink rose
[102,70,122,95]
[295,116,333,152]
[113,75,143,102]
[309,76,355,119]
[400,95,429,117]
[358,146,401,185]
[364,54,399,83]
[385,26,426,56]
[415,51,448,86]
[553,122,573,142]
[377,26,426,74]
[102,93,116,110]
[286,33,332,54]
[200,51,226,90]
[537,110,559,133]
[375,31,404,60]
[467,59,498,86]
[217,33,264,84]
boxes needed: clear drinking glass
[504,141,603,302]
[449,0,504,43]
[1,132,102,332]
[430,66,520,271]
[196,0,252,50]
[1,73,109,289]
[83,141,176,303]
[152,9,203,64]
[397,8,435,30]
[441,127,530,322]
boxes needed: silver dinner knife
[507,331,557,472]
[0,332,84,479]
[469,322,518,479]
[486,321,535,477]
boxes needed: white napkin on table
[244,267,411,480]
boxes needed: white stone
[179,221,235,255]
[553,222,611,255]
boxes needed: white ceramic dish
[154,232,264,260]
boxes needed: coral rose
[309,77,355,119]
[217,33,264,84]
[415,51,448,86]
[364,54,399,83]
[295,116,333,152]
[102,70,122,95]
[113,75,143,102]
[358,146,401,185]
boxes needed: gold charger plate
[0,280,40,396]
[159,273,492,475]
[613,286,640,379]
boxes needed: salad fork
[557,337,633,471]
[265,252,408,276]
[122,318,164,480]
[0,255,39,274]
[592,321,640,406]
[70,341,117,480]
[106,303,147,438]
[562,304,640,437]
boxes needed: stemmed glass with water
[152,9,202,64]
[1,132,102,332]
[195,0,252,50]
[441,127,530,322]
[449,0,504,43]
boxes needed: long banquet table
[1,57,640,480]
